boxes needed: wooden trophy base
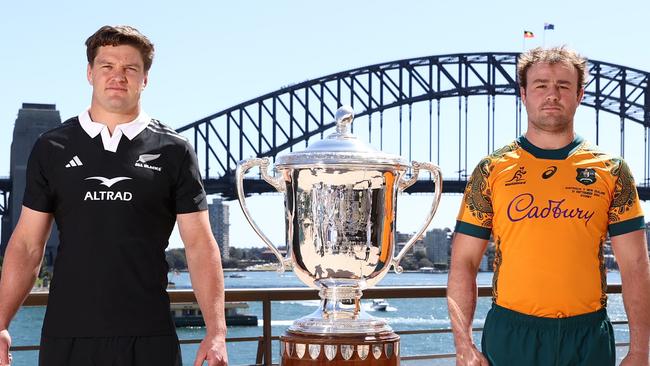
[280,330,400,365]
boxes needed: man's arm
[611,229,650,364]
[177,210,228,366]
[0,206,53,365]
[447,232,489,366]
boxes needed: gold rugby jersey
[455,135,645,318]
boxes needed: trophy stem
[288,279,392,335]
[320,281,362,320]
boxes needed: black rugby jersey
[23,113,207,336]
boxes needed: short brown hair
[517,46,588,91]
[85,25,155,72]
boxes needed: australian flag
[544,23,555,30]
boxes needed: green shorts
[481,304,615,366]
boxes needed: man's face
[521,62,584,133]
[87,45,148,116]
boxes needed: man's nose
[110,68,127,81]
[545,86,560,101]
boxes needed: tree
[413,250,427,261]
[398,257,417,271]
[165,249,187,270]
[418,257,434,268]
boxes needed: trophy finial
[335,105,355,134]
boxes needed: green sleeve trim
[609,216,646,237]
[454,220,492,240]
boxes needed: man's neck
[524,128,575,150]
[88,106,140,134]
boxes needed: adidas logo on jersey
[65,156,83,168]
[134,153,162,171]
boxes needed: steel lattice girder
[173,52,648,199]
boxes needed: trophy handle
[392,161,443,273]
[236,157,289,272]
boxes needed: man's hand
[0,329,12,366]
[455,343,488,366]
[193,334,228,366]
[619,350,649,366]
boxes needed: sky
[2,0,650,249]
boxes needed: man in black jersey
[0,25,228,366]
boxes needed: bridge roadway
[206,177,650,201]
[2,176,650,200]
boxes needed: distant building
[484,241,496,272]
[1,104,61,268]
[208,197,230,259]
[423,228,452,270]
[395,231,426,261]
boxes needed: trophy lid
[275,105,409,168]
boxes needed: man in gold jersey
[448,46,650,366]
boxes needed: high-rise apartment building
[1,104,61,267]
[208,197,230,259]
[423,228,452,270]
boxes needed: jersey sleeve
[23,137,56,213]
[607,158,645,236]
[173,144,208,214]
[455,157,493,239]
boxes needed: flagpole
[543,29,546,47]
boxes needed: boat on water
[371,299,390,311]
[170,302,258,327]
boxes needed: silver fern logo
[137,153,160,163]
[135,153,162,171]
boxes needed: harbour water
[9,271,628,365]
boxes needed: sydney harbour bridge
[1,51,650,228]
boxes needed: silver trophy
[236,105,442,335]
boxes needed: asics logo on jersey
[65,156,83,168]
[135,153,162,171]
[85,176,132,188]
[542,166,558,179]
[84,176,133,201]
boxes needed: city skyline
[2,1,650,248]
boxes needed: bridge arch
[146,53,650,199]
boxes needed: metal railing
[15,285,627,365]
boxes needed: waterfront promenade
[10,271,633,365]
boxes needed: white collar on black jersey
[78,109,151,152]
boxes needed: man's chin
[103,101,138,115]
[531,118,572,132]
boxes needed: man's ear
[520,87,527,104]
[577,87,584,103]
[87,64,93,85]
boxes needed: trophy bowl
[236,105,442,335]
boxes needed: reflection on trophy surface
[236,105,442,364]
[294,172,392,287]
